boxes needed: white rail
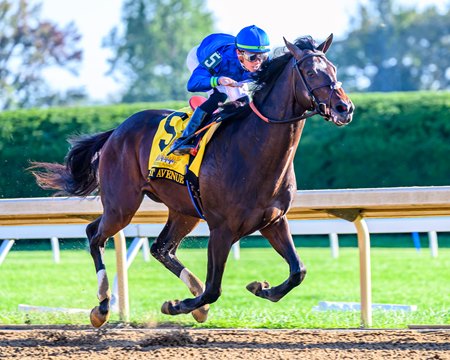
[1,217,447,263]
[1,186,450,327]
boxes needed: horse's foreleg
[150,210,209,322]
[161,226,234,317]
[247,216,306,302]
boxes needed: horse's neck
[249,62,307,164]
[222,67,307,190]
[255,59,308,123]
[245,118,304,187]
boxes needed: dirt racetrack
[0,326,449,359]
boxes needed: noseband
[250,51,342,124]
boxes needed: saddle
[147,98,219,186]
[147,96,249,218]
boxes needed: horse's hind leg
[87,192,144,328]
[246,216,306,302]
[86,217,111,327]
[150,210,209,322]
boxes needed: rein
[249,101,318,124]
[250,51,342,124]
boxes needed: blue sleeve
[187,65,217,92]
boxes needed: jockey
[171,25,270,155]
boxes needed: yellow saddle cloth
[147,107,220,185]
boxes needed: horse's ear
[317,33,333,53]
[283,37,303,58]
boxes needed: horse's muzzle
[329,100,354,126]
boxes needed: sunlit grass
[0,247,448,328]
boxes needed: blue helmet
[235,25,270,53]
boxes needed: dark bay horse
[32,35,354,327]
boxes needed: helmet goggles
[239,51,269,62]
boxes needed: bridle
[250,51,342,124]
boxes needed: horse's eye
[306,70,315,77]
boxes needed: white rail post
[428,231,438,258]
[326,208,373,328]
[0,239,15,265]
[353,215,372,328]
[50,236,60,263]
[141,237,150,262]
[329,233,339,258]
[111,236,150,310]
[113,230,129,322]
[232,241,240,260]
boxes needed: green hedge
[295,91,450,189]
[0,92,449,198]
[0,101,185,198]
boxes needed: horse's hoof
[191,305,209,323]
[161,300,181,315]
[90,306,110,328]
[246,281,270,295]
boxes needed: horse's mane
[217,98,252,120]
[252,36,318,96]
[216,36,318,119]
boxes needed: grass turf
[0,247,448,328]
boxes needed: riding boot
[171,107,208,155]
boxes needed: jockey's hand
[218,77,241,87]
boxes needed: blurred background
[0,0,448,109]
[0,1,449,312]
[0,0,449,197]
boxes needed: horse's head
[284,34,354,126]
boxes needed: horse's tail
[30,129,115,197]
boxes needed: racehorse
[31,35,354,327]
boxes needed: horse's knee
[150,242,166,262]
[86,223,97,239]
[290,266,307,286]
[150,242,160,259]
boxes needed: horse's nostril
[336,102,348,113]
